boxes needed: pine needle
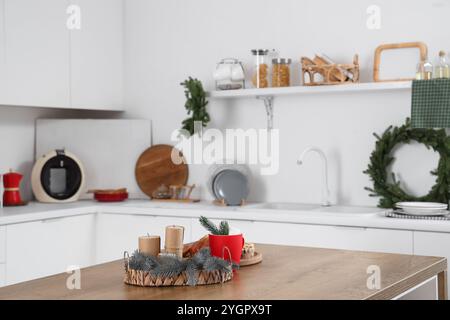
[199,216,220,234]
[219,221,230,235]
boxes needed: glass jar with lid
[251,49,270,88]
[272,58,291,87]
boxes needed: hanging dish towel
[411,79,450,128]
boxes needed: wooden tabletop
[0,244,446,300]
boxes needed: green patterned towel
[411,79,450,128]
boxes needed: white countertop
[1,200,450,233]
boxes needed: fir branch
[180,77,210,136]
[219,221,230,235]
[199,216,230,235]
[185,260,198,286]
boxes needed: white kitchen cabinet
[252,222,413,254]
[414,231,450,294]
[191,218,257,241]
[0,226,5,264]
[96,213,192,264]
[69,0,123,110]
[0,264,5,287]
[4,0,71,108]
[192,218,413,254]
[0,0,5,103]
[5,214,96,285]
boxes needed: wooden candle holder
[301,54,360,86]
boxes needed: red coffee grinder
[2,170,24,206]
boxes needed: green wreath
[364,119,450,208]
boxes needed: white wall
[0,107,118,201]
[124,0,449,206]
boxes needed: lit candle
[138,235,160,257]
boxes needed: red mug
[209,234,245,265]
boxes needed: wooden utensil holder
[301,54,360,86]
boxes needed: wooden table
[0,244,446,300]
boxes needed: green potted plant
[199,216,244,265]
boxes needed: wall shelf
[208,81,412,99]
[208,81,412,129]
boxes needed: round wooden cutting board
[135,145,188,198]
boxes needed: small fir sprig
[199,216,230,235]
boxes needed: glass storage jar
[251,49,270,88]
[272,58,291,87]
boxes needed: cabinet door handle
[334,225,367,231]
[41,217,66,223]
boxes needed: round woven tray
[124,268,233,287]
[123,252,233,287]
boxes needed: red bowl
[94,192,128,202]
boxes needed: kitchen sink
[242,202,385,215]
[315,205,387,215]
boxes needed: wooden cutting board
[135,145,188,198]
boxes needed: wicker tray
[124,269,232,287]
[123,253,233,287]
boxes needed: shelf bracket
[257,96,274,130]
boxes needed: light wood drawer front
[0,227,5,264]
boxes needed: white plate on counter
[394,209,449,217]
[395,202,448,215]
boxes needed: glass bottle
[434,50,450,79]
[416,59,433,80]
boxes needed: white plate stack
[394,202,449,216]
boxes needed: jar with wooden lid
[251,49,270,88]
[272,58,291,87]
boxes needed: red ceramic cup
[209,234,245,265]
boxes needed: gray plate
[213,169,249,206]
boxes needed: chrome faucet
[297,146,331,207]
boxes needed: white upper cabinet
[4,0,71,108]
[0,0,5,103]
[1,0,123,111]
[69,0,123,110]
